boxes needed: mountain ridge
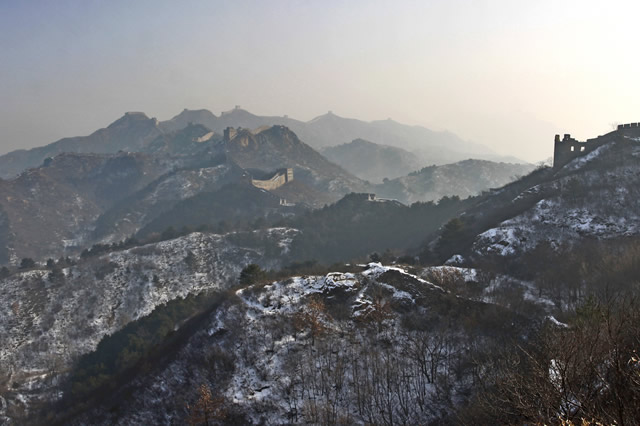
[321,138,423,182]
[0,112,163,179]
[0,107,514,178]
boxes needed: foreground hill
[43,263,529,425]
[0,228,298,421]
[373,159,535,204]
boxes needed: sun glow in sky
[2,0,639,161]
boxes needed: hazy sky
[2,0,639,162]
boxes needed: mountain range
[163,107,522,164]
[0,123,368,263]
[0,111,532,264]
[0,108,521,180]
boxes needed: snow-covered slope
[471,139,640,258]
[92,162,245,242]
[70,263,528,425]
[0,228,298,420]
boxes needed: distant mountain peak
[124,111,148,117]
[308,111,343,123]
[349,138,377,147]
[107,111,155,128]
[159,109,218,133]
[257,124,298,137]
[177,108,217,117]
[220,107,256,118]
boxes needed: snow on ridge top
[362,262,401,277]
[236,273,360,320]
[238,272,359,307]
[364,262,445,292]
[122,227,299,253]
[423,265,478,282]
[320,271,359,290]
[238,264,449,323]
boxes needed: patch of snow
[444,254,465,265]
[546,316,569,328]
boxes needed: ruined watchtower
[553,122,640,169]
[553,133,588,168]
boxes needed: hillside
[144,122,220,156]
[135,182,304,239]
[0,152,175,263]
[0,228,298,421]
[425,134,640,263]
[90,157,247,244]
[280,192,469,264]
[51,263,530,425]
[320,138,423,182]
[470,139,640,258]
[413,129,640,313]
[222,125,368,197]
[158,109,220,133]
[373,159,535,204]
[0,123,369,263]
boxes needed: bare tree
[186,384,226,426]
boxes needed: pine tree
[239,264,266,286]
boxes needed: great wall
[250,168,294,191]
[553,122,640,168]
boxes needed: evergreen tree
[19,258,35,269]
[239,264,266,286]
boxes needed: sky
[1,0,639,162]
